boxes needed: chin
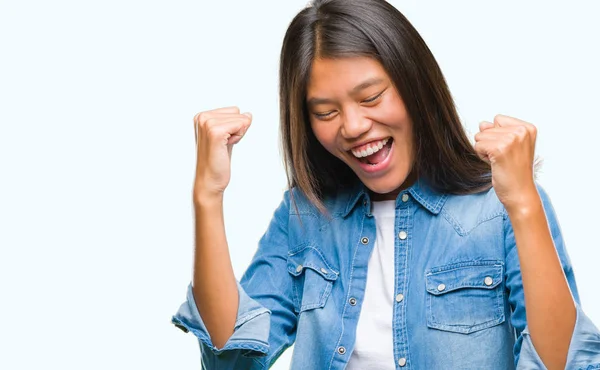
[361,176,408,197]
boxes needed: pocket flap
[287,246,339,281]
[425,261,503,295]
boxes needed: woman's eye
[362,92,383,104]
[314,111,335,119]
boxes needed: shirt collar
[342,177,448,217]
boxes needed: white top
[346,200,396,369]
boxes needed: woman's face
[307,56,416,200]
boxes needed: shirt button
[437,283,446,292]
[395,293,404,302]
[320,267,328,274]
[398,357,407,366]
[349,297,357,306]
[398,231,407,240]
[361,237,369,245]
[484,276,493,286]
[296,264,303,273]
[401,193,409,202]
[337,346,346,355]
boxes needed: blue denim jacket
[172,178,600,369]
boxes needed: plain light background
[1,1,598,369]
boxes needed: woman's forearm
[192,194,239,350]
[506,189,576,370]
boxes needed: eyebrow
[306,77,385,107]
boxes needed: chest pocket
[425,260,505,334]
[287,245,339,313]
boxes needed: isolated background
[1,1,599,369]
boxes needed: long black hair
[279,0,496,214]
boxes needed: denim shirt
[172,178,600,369]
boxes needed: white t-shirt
[346,200,396,369]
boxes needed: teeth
[351,138,389,158]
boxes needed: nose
[340,109,372,139]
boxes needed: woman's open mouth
[349,137,394,174]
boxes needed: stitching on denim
[427,291,505,332]
[220,338,270,353]
[291,273,300,313]
[440,207,465,235]
[425,262,506,334]
[441,201,504,236]
[428,316,505,334]
[425,260,504,274]
[400,202,412,361]
[425,261,504,294]
[298,280,332,312]
[287,242,339,312]
[409,188,432,213]
[327,213,365,370]
[289,241,311,255]
[434,194,449,213]
[426,280,502,294]
[495,268,505,326]
[288,245,339,275]
[235,308,270,329]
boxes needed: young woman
[172,0,600,368]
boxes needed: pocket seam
[425,260,506,334]
[286,244,339,313]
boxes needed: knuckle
[198,112,210,125]
[193,112,201,125]
[206,123,224,137]
[205,117,218,127]
[530,124,538,135]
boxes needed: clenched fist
[193,106,252,201]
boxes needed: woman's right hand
[193,106,252,201]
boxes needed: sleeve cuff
[517,303,600,370]
[171,281,272,358]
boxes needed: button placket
[393,196,411,369]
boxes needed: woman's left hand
[474,114,539,212]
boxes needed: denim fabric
[172,178,600,369]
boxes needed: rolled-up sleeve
[518,303,600,369]
[171,190,298,369]
[505,183,600,369]
[171,280,271,358]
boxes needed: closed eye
[313,110,336,119]
[362,91,384,104]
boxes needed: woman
[172,0,600,368]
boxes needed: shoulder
[441,186,504,234]
[282,185,357,217]
[440,181,555,235]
